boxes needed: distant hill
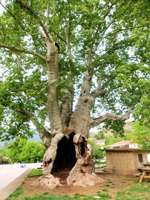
[0,130,42,145]
[1,130,97,144]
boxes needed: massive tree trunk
[31,33,104,189]
[36,129,104,189]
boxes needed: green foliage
[123,131,134,141]
[134,79,150,127]
[7,139,44,163]
[19,141,45,163]
[104,121,126,137]
[126,120,150,149]
[95,160,106,165]
[0,142,9,156]
[97,191,112,199]
[115,183,150,200]
[105,135,123,146]
[88,140,104,159]
[93,131,105,139]
[7,138,27,163]
[0,0,150,139]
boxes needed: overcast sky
[0,1,5,15]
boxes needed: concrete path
[0,168,32,200]
[0,168,28,190]
[0,163,42,199]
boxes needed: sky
[0,1,5,15]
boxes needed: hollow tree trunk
[66,133,104,187]
[34,129,104,188]
[34,87,104,188]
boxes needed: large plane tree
[0,0,150,188]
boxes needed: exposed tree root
[32,174,62,189]
[67,172,105,187]
[32,172,105,189]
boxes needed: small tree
[88,140,104,159]
[19,141,45,163]
[105,135,123,146]
[7,139,27,163]
[126,121,150,149]
[7,139,44,163]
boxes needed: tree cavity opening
[52,132,77,173]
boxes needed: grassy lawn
[6,186,24,200]
[7,190,113,200]
[7,182,150,200]
[6,172,150,200]
[114,183,150,200]
[28,169,43,177]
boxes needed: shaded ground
[17,171,147,200]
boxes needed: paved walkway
[0,168,32,200]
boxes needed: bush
[7,139,45,163]
[88,140,105,159]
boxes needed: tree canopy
[0,0,150,140]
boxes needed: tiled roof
[110,140,130,147]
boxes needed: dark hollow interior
[52,132,77,173]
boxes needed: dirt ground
[19,171,140,199]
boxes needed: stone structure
[106,148,150,175]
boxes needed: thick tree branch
[102,76,115,87]
[0,44,46,61]
[90,106,134,128]
[91,76,115,98]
